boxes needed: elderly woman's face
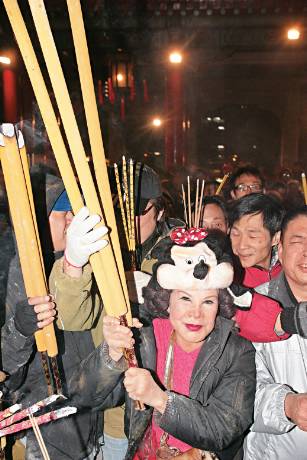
[168,288,218,352]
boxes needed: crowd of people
[1,162,307,460]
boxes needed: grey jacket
[69,315,256,460]
[244,272,307,460]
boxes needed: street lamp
[0,56,11,65]
[152,117,162,127]
[287,27,300,40]
[169,51,182,64]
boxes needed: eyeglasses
[234,183,262,193]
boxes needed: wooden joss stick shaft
[3,0,83,213]
[29,414,50,460]
[16,136,47,353]
[187,176,192,228]
[66,0,130,308]
[129,160,136,253]
[181,184,188,226]
[122,156,131,243]
[114,164,130,250]
[215,173,229,196]
[301,173,307,205]
[25,0,130,322]
[194,179,199,227]
[196,180,205,228]
[0,132,57,358]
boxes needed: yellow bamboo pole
[0,127,57,357]
[216,173,229,196]
[301,172,307,205]
[18,130,46,286]
[2,0,83,213]
[66,0,129,306]
[27,0,130,321]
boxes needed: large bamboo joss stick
[18,131,46,286]
[66,0,129,306]
[215,173,229,196]
[2,0,82,212]
[28,0,130,321]
[0,126,57,358]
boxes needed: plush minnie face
[157,240,234,291]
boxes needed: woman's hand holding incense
[103,315,142,362]
[124,367,168,413]
[64,206,108,268]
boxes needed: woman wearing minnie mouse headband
[69,228,256,460]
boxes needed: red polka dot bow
[170,227,208,245]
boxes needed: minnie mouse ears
[154,227,234,291]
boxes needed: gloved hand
[280,302,307,337]
[125,270,151,303]
[14,295,56,337]
[65,206,108,267]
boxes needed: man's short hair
[228,166,264,192]
[229,193,285,238]
[281,206,307,240]
[202,195,229,223]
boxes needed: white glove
[125,270,151,304]
[65,206,108,267]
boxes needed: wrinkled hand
[285,393,307,431]
[102,315,142,362]
[124,367,167,412]
[15,295,56,337]
[65,206,108,267]
[125,270,151,303]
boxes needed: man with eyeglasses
[229,166,264,200]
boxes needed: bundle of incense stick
[114,157,137,269]
[0,395,63,430]
[0,407,76,437]
[182,177,205,228]
[0,125,62,396]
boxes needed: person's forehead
[203,203,225,219]
[234,212,265,229]
[235,173,261,185]
[284,215,307,238]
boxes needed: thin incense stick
[114,163,130,250]
[29,413,50,460]
[194,179,199,227]
[129,159,135,253]
[216,173,229,196]
[197,180,205,227]
[122,156,131,242]
[187,176,192,228]
[182,184,188,226]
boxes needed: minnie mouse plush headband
[153,228,234,291]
